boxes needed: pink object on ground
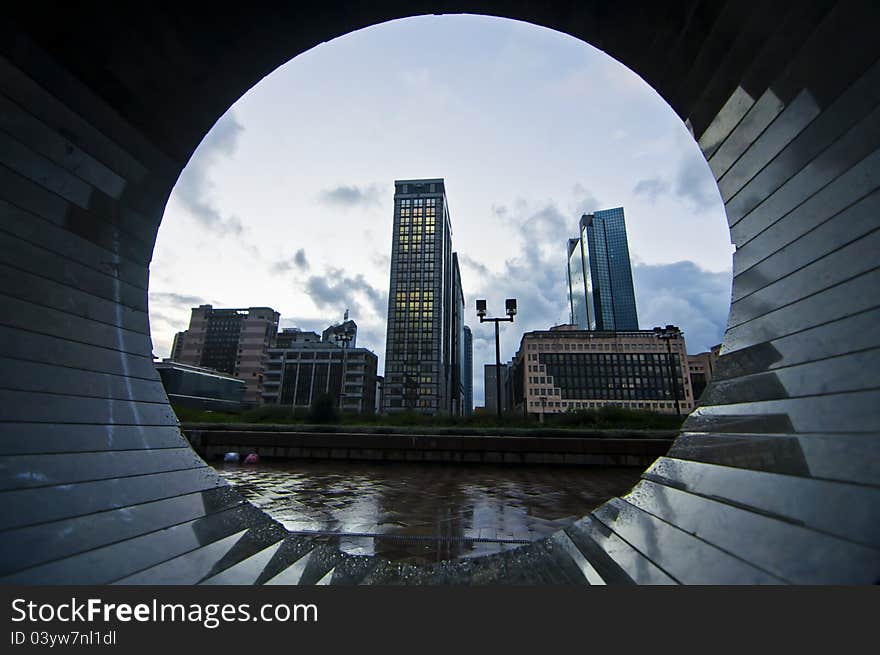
[243,453,259,464]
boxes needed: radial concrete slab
[0,1,878,583]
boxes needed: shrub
[240,405,297,423]
[308,393,339,423]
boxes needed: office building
[275,328,321,348]
[512,324,694,416]
[322,318,358,348]
[450,253,466,415]
[568,207,639,331]
[484,363,513,414]
[262,341,377,414]
[375,375,384,414]
[176,304,280,405]
[688,344,722,403]
[383,178,466,415]
[463,325,473,415]
[567,238,588,328]
[170,330,187,362]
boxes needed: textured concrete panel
[0,0,878,583]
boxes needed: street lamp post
[334,327,354,410]
[653,325,682,416]
[476,298,517,419]
[539,395,547,424]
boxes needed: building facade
[484,363,513,414]
[375,375,384,414]
[567,237,588,328]
[569,207,639,331]
[449,253,466,415]
[170,330,187,361]
[382,178,465,415]
[513,325,694,416]
[463,325,473,415]
[262,342,377,414]
[322,319,358,348]
[275,328,321,348]
[175,304,280,405]
[688,344,722,403]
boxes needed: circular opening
[149,15,732,564]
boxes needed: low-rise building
[513,324,694,416]
[155,360,246,411]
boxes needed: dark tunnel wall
[0,1,878,583]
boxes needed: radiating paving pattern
[1,1,878,583]
[216,461,641,564]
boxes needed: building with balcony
[262,341,377,414]
[174,304,280,405]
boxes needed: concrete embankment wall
[183,424,675,467]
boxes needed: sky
[148,14,734,407]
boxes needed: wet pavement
[214,460,642,565]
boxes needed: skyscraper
[567,237,588,328]
[383,178,465,415]
[568,207,639,331]
[449,252,466,415]
[463,325,473,416]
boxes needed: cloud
[570,183,601,218]
[270,248,310,275]
[279,317,329,335]
[459,200,576,404]
[318,184,382,209]
[675,155,721,211]
[304,267,388,320]
[633,177,668,203]
[174,111,247,236]
[629,155,721,211]
[457,254,491,277]
[370,252,391,272]
[461,191,731,403]
[149,292,208,307]
[632,261,731,353]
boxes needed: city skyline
[148,14,734,406]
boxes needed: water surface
[216,459,642,564]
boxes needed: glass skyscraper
[567,237,588,328]
[383,178,465,415]
[463,325,473,415]
[568,207,639,331]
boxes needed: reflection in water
[215,460,641,565]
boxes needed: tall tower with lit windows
[382,178,464,415]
